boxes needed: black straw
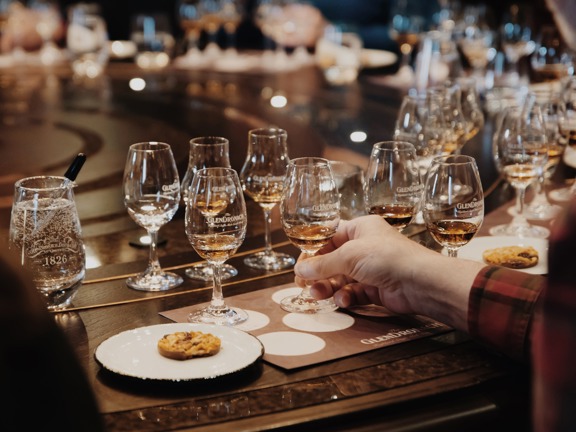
[64,153,87,181]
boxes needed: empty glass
[9,176,85,310]
[123,142,183,291]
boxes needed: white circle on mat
[271,286,302,304]
[235,310,270,332]
[283,312,355,332]
[258,331,325,356]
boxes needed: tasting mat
[160,283,451,370]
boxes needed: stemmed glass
[456,76,485,143]
[123,142,183,291]
[489,103,550,238]
[198,0,224,60]
[220,0,243,57]
[180,136,238,281]
[28,0,62,65]
[500,3,535,86]
[176,0,205,65]
[531,25,574,85]
[549,77,576,202]
[185,167,248,325]
[240,127,295,270]
[280,157,340,314]
[364,141,422,232]
[389,0,425,74]
[423,155,484,257]
[524,89,563,219]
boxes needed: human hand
[294,215,485,331]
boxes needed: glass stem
[262,207,274,257]
[512,186,529,227]
[210,263,225,309]
[447,248,458,258]
[146,230,162,276]
[299,252,315,298]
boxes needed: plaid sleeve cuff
[468,266,545,361]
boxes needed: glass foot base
[244,251,295,271]
[280,293,338,314]
[549,187,574,203]
[489,223,550,239]
[185,263,237,281]
[523,203,562,220]
[126,271,183,291]
[187,306,248,326]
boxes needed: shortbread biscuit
[157,331,221,360]
[482,245,539,269]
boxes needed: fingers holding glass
[280,157,340,313]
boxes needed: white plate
[95,323,264,381]
[361,49,397,68]
[457,236,548,274]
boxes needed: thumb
[294,248,351,281]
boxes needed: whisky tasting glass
[329,160,366,220]
[280,157,340,314]
[365,141,422,232]
[185,167,248,325]
[181,136,238,281]
[240,127,295,270]
[423,155,484,257]
[123,142,183,291]
[9,176,85,311]
[489,103,550,238]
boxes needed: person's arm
[295,215,544,361]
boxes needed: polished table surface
[2,58,564,431]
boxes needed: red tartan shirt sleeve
[468,265,545,362]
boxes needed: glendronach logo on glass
[396,184,423,195]
[312,203,339,212]
[162,180,180,194]
[207,213,246,228]
[252,175,285,183]
[456,199,483,210]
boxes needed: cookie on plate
[482,245,539,269]
[157,331,221,360]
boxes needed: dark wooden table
[0,59,544,431]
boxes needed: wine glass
[180,136,238,281]
[423,155,484,257]
[28,0,62,65]
[531,25,574,86]
[329,160,366,220]
[220,0,243,56]
[185,167,248,325]
[176,0,205,65]
[123,142,183,291]
[524,89,563,220]
[198,0,224,60]
[364,141,422,232]
[428,81,468,155]
[499,3,535,86]
[280,157,340,314]
[489,103,550,238]
[458,26,497,89]
[456,76,485,143]
[549,76,576,202]
[389,0,426,73]
[239,127,295,270]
